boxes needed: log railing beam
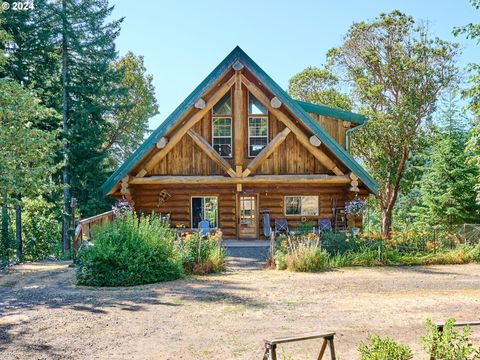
[187,129,237,177]
[240,74,344,176]
[243,127,291,177]
[139,75,236,176]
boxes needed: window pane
[285,197,301,216]
[249,117,268,137]
[248,93,267,114]
[302,196,319,216]
[212,117,232,137]
[249,137,268,156]
[212,117,232,157]
[191,197,203,228]
[212,92,232,115]
[192,197,218,228]
[213,138,232,157]
[203,197,218,228]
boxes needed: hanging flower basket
[113,199,132,217]
[345,198,365,216]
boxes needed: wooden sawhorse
[263,331,336,360]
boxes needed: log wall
[131,183,364,239]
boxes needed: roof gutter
[345,118,367,153]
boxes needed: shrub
[358,335,412,360]
[177,230,225,275]
[319,231,352,254]
[470,243,480,262]
[274,250,287,270]
[286,245,328,272]
[22,197,62,261]
[396,247,472,266]
[76,213,183,287]
[422,318,480,359]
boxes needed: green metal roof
[294,100,366,125]
[101,46,378,196]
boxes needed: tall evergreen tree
[57,0,123,250]
[413,95,479,229]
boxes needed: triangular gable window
[212,91,232,115]
[248,93,267,115]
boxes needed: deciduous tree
[329,11,459,237]
[288,66,352,110]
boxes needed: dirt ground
[1,262,480,360]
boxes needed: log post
[233,72,244,170]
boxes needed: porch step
[223,241,270,270]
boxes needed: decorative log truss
[123,63,355,194]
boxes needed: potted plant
[345,198,365,235]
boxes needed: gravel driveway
[1,262,480,359]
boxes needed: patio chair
[274,218,289,236]
[318,219,333,233]
[198,220,210,237]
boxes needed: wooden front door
[238,195,258,239]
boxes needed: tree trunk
[381,206,393,238]
[2,202,8,251]
[16,204,22,261]
[61,0,71,255]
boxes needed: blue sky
[110,0,479,130]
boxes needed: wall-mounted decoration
[158,189,172,204]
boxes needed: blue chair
[198,220,210,237]
[274,218,289,236]
[318,219,333,233]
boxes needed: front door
[238,195,258,239]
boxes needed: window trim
[247,92,269,158]
[247,116,269,158]
[211,116,233,158]
[191,196,219,229]
[284,195,320,217]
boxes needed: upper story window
[212,91,232,157]
[248,93,268,157]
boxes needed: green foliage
[295,218,315,235]
[413,95,479,229]
[422,319,480,359]
[455,1,480,202]
[22,197,62,261]
[0,80,61,201]
[320,231,355,254]
[76,214,183,287]
[104,52,159,166]
[177,231,225,275]
[285,245,328,272]
[288,66,353,110]
[358,335,412,360]
[329,10,460,237]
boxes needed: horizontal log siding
[130,183,365,239]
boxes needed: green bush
[274,250,287,270]
[422,318,480,359]
[177,231,225,274]
[286,245,328,272]
[396,247,473,266]
[358,335,412,360]
[320,231,354,254]
[470,243,480,262]
[22,197,62,261]
[76,213,183,287]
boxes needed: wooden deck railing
[73,210,115,254]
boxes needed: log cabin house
[101,47,378,239]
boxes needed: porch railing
[73,210,115,255]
